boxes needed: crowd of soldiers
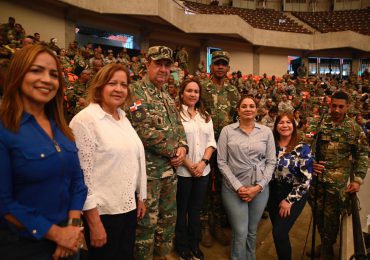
[1,16,369,259]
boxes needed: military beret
[147,46,173,62]
[212,50,230,64]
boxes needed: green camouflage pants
[201,152,228,227]
[135,175,177,260]
[308,182,345,245]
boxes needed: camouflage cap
[147,46,173,62]
[212,50,230,64]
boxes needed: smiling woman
[175,79,216,259]
[69,63,147,259]
[268,113,313,260]
[0,44,87,260]
[21,52,60,110]
[217,95,276,260]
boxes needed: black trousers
[0,228,55,260]
[267,181,307,260]
[175,175,209,252]
[0,227,79,260]
[84,209,137,260]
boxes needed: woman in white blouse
[70,64,146,260]
[175,79,216,260]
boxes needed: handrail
[348,193,368,260]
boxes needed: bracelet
[67,218,83,227]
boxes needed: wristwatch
[67,218,83,227]
[201,158,209,165]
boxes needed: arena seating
[292,7,370,35]
[183,1,313,34]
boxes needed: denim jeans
[222,183,269,260]
[175,175,209,252]
[267,181,307,260]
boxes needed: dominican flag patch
[305,131,316,138]
[130,100,143,112]
[130,100,146,122]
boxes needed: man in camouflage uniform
[244,74,255,94]
[121,47,131,63]
[278,94,294,113]
[66,40,78,59]
[65,69,91,120]
[296,90,313,117]
[131,56,142,81]
[175,46,189,72]
[260,106,278,129]
[201,50,240,247]
[305,91,368,258]
[127,46,188,260]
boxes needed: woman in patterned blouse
[267,112,313,260]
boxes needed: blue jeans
[222,183,269,260]
[175,175,209,252]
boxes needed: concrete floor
[171,167,370,259]
[197,167,370,260]
[198,204,317,260]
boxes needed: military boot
[201,223,213,248]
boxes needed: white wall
[207,39,254,74]
[259,52,289,76]
[0,0,66,48]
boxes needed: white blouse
[176,105,217,177]
[70,103,147,215]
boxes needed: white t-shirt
[70,103,147,215]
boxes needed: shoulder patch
[130,100,146,122]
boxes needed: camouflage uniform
[201,51,240,230]
[122,52,130,63]
[278,100,294,113]
[202,78,240,141]
[65,79,88,119]
[296,97,313,118]
[59,56,72,70]
[175,48,189,71]
[305,114,368,248]
[66,47,77,59]
[127,48,188,259]
[261,114,275,129]
[131,60,142,79]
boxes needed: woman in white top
[70,64,147,260]
[175,79,216,260]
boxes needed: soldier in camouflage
[261,106,278,129]
[175,46,189,72]
[200,50,240,247]
[305,91,368,258]
[126,46,188,260]
[65,69,91,121]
